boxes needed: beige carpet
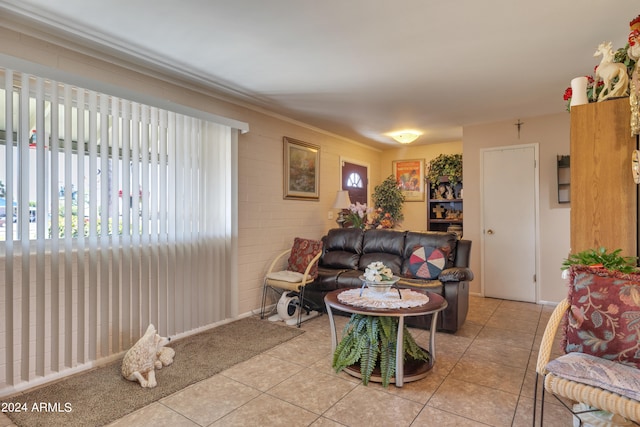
[3,316,304,427]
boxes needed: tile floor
[0,296,576,426]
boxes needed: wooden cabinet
[570,97,637,257]
[426,177,463,235]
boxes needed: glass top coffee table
[324,288,447,387]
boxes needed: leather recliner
[304,228,473,333]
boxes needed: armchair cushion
[407,246,447,279]
[546,352,640,401]
[287,238,323,279]
[563,265,640,369]
[266,270,305,283]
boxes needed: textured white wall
[463,113,571,302]
[236,126,381,314]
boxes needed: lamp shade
[332,190,352,209]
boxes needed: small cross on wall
[432,204,446,219]
[515,119,524,139]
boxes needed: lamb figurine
[121,324,174,388]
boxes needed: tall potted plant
[426,154,462,188]
[370,175,405,228]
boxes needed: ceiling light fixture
[388,130,422,144]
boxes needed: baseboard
[537,300,560,306]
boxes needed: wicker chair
[259,239,322,327]
[533,298,640,426]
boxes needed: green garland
[332,314,429,387]
[561,247,639,273]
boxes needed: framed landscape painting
[283,137,320,200]
[393,159,425,201]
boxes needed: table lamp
[331,190,352,227]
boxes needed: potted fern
[332,314,429,387]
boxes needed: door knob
[487,229,494,235]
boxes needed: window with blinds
[0,66,239,388]
[0,70,224,242]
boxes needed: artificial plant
[613,44,636,82]
[332,314,429,387]
[426,154,463,188]
[371,175,405,225]
[561,247,639,273]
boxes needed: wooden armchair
[259,238,323,327]
[533,265,640,426]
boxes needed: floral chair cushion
[287,238,323,279]
[546,352,640,401]
[562,265,640,369]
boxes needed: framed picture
[393,159,425,202]
[283,137,320,200]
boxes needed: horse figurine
[592,41,629,101]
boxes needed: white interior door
[481,145,538,302]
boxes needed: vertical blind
[0,66,238,389]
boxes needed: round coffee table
[324,288,447,387]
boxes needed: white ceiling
[1,1,638,149]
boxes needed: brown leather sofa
[305,228,473,332]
